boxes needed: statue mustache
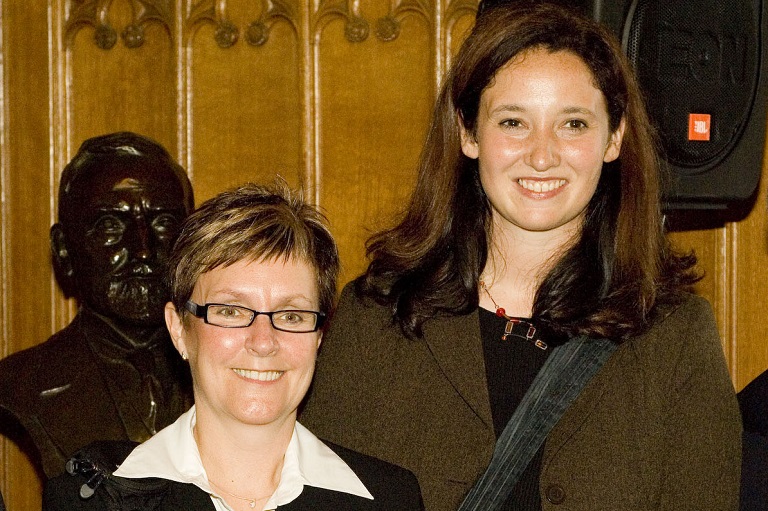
[114,263,161,279]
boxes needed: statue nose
[131,219,154,261]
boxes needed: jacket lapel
[542,340,621,462]
[422,310,494,431]
[160,482,217,509]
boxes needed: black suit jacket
[739,369,768,436]
[43,440,424,510]
[738,369,768,511]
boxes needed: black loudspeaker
[479,0,768,211]
[619,0,766,210]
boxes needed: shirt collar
[114,406,373,508]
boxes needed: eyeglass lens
[205,304,319,332]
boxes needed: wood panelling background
[0,1,765,509]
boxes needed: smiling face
[460,48,625,244]
[166,257,322,430]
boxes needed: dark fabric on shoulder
[738,369,768,436]
[75,440,140,471]
[43,439,214,511]
[44,475,213,511]
[316,441,424,510]
[741,431,768,511]
[740,370,768,511]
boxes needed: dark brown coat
[302,283,742,511]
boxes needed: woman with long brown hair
[302,3,742,511]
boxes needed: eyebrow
[207,291,315,306]
[490,104,525,114]
[561,106,597,116]
[488,104,598,118]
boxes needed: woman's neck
[479,264,538,318]
[194,407,294,510]
[481,221,578,317]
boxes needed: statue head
[51,132,194,331]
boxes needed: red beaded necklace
[479,280,548,350]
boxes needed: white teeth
[518,179,566,193]
[233,368,283,381]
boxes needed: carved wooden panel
[184,1,304,199]
[318,1,432,283]
[2,1,55,507]
[668,136,768,392]
[65,0,177,150]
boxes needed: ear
[603,117,626,163]
[459,116,479,160]
[316,332,323,349]
[50,223,76,297]
[165,302,188,357]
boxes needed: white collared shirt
[113,406,373,510]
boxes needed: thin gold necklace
[479,280,547,350]
[208,478,272,509]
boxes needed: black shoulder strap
[61,440,170,510]
[458,336,617,511]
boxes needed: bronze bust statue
[0,132,194,478]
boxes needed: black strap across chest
[458,335,618,511]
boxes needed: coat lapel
[422,310,494,431]
[542,340,622,462]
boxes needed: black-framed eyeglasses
[185,301,326,333]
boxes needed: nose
[244,315,279,356]
[134,219,153,261]
[524,128,560,172]
[125,207,154,262]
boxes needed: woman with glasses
[43,182,423,511]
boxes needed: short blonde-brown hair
[167,181,339,317]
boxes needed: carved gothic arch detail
[65,0,173,49]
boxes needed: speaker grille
[626,0,761,173]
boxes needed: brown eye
[500,119,522,128]
[277,311,304,325]
[214,306,245,319]
[565,119,588,129]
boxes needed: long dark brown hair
[360,2,698,343]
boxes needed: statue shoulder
[0,319,91,410]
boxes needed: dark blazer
[0,308,191,478]
[302,283,742,511]
[740,431,768,511]
[43,439,424,511]
[739,368,768,436]
[738,369,768,511]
